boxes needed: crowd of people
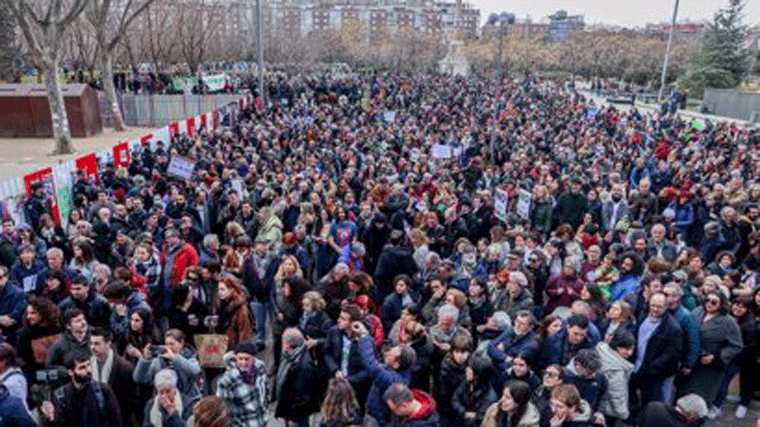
[1,71,760,427]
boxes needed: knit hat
[235,341,265,356]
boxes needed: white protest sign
[516,189,531,220]
[431,144,452,159]
[494,189,508,221]
[167,156,197,179]
[383,111,396,122]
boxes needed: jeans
[661,375,675,405]
[714,364,740,407]
[250,301,271,342]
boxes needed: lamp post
[487,12,514,160]
[658,0,680,104]
[255,0,265,108]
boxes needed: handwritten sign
[167,156,197,179]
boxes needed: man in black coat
[89,328,138,427]
[58,275,111,329]
[374,230,418,304]
[275,328,327,427]
[636,394,709,427]
[632,293,683,407]
[323,304,371,407]
[40,350,123,427]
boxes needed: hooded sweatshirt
[388,390,440,427]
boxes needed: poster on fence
[113,142,130,168]
[494,189,508,222]
[24,168,60,226]
[0,179,25,225]
[167,156,197,179]
[76,153,100,185]
[516,190,532,220]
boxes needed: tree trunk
[100,49,126,131]
[44,58,75,155]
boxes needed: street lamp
[658,0,680,104]
[487,12,515,77]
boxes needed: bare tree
[176,0,223,74]
[88,0,157,131]
[63,16,99,81]
[4,0,89,154]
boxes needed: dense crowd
[1,71,760,427]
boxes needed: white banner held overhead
[516,189,532,220]
[494,189,508,221]
[167,156,197,179]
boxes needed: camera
[203,315,219,329]
[35,369,59,383]
[150,345,167,357]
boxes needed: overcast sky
[470,0,760,28]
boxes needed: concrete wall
[702,88,760,122]
[99,93,243,127]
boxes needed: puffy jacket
[0,282,26,324]
[481,401,541,427]
[669,305,701,369]
[595,342,633,419]
[58,292,111,329]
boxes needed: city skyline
[471,0,760,27]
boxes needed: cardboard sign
[432,144,452,159]
[167,156,197,179]
[494,189,508,221]
[24,168,60,226]
[113,142,130,168]
[516,189,532,220]
[31,334,60,364]
[194,334,228,368]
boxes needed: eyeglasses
[706,298,721,305]
[543,371,559,378]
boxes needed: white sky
[470,0,760,28]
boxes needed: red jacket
[160,242,199,288]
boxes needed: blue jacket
[357,336,410,426]
[0,385,36,427]
[0,282,26,324]
[670,305,701,369]
[487,330,540,366]
[538,328,599,370]
[609,275,640,302]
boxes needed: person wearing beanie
[216,341,269,427]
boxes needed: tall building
[546,10,584,42]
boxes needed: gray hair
[154,368,178,390]
[203,234,220,249]
[46,247,64,259]
[438,304,459,322]
[94,263,111,277]
[663,282,683,298]
[491,311,511,330]
[675,394,708,422]
[509,271,528,287]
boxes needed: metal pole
[498,23,504,78]
[255,0,265,108]
[658,0,680,104]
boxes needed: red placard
[200,113,207,129]
[187,117,195,137]
[75,153,100,185]
[170,122,179,139]
[113,142,130,168]
[24,168,60,226]
[212,111,219,129]
[141,134,153,147]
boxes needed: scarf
[150,389,183,427]
[91,350,114,384]
[240,364,258,385]
[276,345,304,398]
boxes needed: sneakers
[725,395,740,404]
[707,405,722,420]
[735,405,748,419]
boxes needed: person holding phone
[133,328,202,400]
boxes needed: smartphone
[151,345,167,357]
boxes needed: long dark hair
[126,307,161,349]
[497,380,532,427]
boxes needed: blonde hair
[302,291,326,311]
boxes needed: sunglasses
[706,298,721,305]
[543,371,559,378]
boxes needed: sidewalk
[0,127,152,180]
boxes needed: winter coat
[678,308,743,403]
[545,274,583,314]
[503,289,534,321]
[46,331,90,372]
[382,292,417,333]
[564,366,608,413]
[0,282,26,324]
[481,401,541,427]
[92,352,139,427]
[451,381,497,427]
[160,243,199,288]
[133,347,202,399]
[487,331,540,367]
[373,245,419,303]
[258,216,283,253]
[274,346,326,422]
[595,342,633,420]
[358,336,411,426]
[669,305,701,369]
[59,291,111,329]
[46,381,123,427]
[217,298,254,349]
[434,357,466,419]
[142,390,196,427]
[636,402,695,427]
[299,310,333,342]
[216,354,269,427]
[386,390,440,427]
[538,328,598,370]
[635,312,682,380]
[323,326,371,403]
[0,385,36,427]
